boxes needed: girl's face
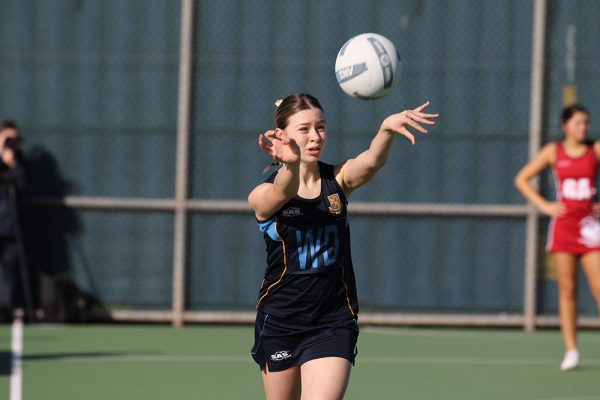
[281,108,327,163]
[563,111,590,142]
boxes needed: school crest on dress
[327,193,343,215]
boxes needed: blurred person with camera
[0,119,30,322]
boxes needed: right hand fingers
[548,202,566,217]
[263,130,277,140]
[258,134,272,151]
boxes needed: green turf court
[1,324,599,399]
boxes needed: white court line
[10,318,23,400]
[529,396,600,400]
[64,355,250,363]
[359,356,600,366]
[363,327,600,342]
[59,354,600,367]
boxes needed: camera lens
[4,137,20,149]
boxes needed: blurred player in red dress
[515,104,600,371]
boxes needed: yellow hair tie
[274,99,283,108]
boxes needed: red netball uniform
[547,141,600,254]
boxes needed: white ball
[335,33,401,99]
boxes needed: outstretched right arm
[514,142,565,217]
[248,129,301,220]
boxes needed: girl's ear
[275,128,286,139]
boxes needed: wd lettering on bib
[295,225,340,270]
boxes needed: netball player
[515,104,600,371]
[248,93,438,399]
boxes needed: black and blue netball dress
[251,161,359,372]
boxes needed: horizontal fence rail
[28,196,529,217]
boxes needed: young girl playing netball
[248,93,438,398]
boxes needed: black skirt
[250,310,359,372]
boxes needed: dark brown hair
[0,119,18,131]
[274,93,324,129]
[561,104,589,124]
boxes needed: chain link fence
[0,0,599,326]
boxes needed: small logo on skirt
[270,351,292,361]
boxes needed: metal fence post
[172,0,195,327]
[524,0,547,332]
